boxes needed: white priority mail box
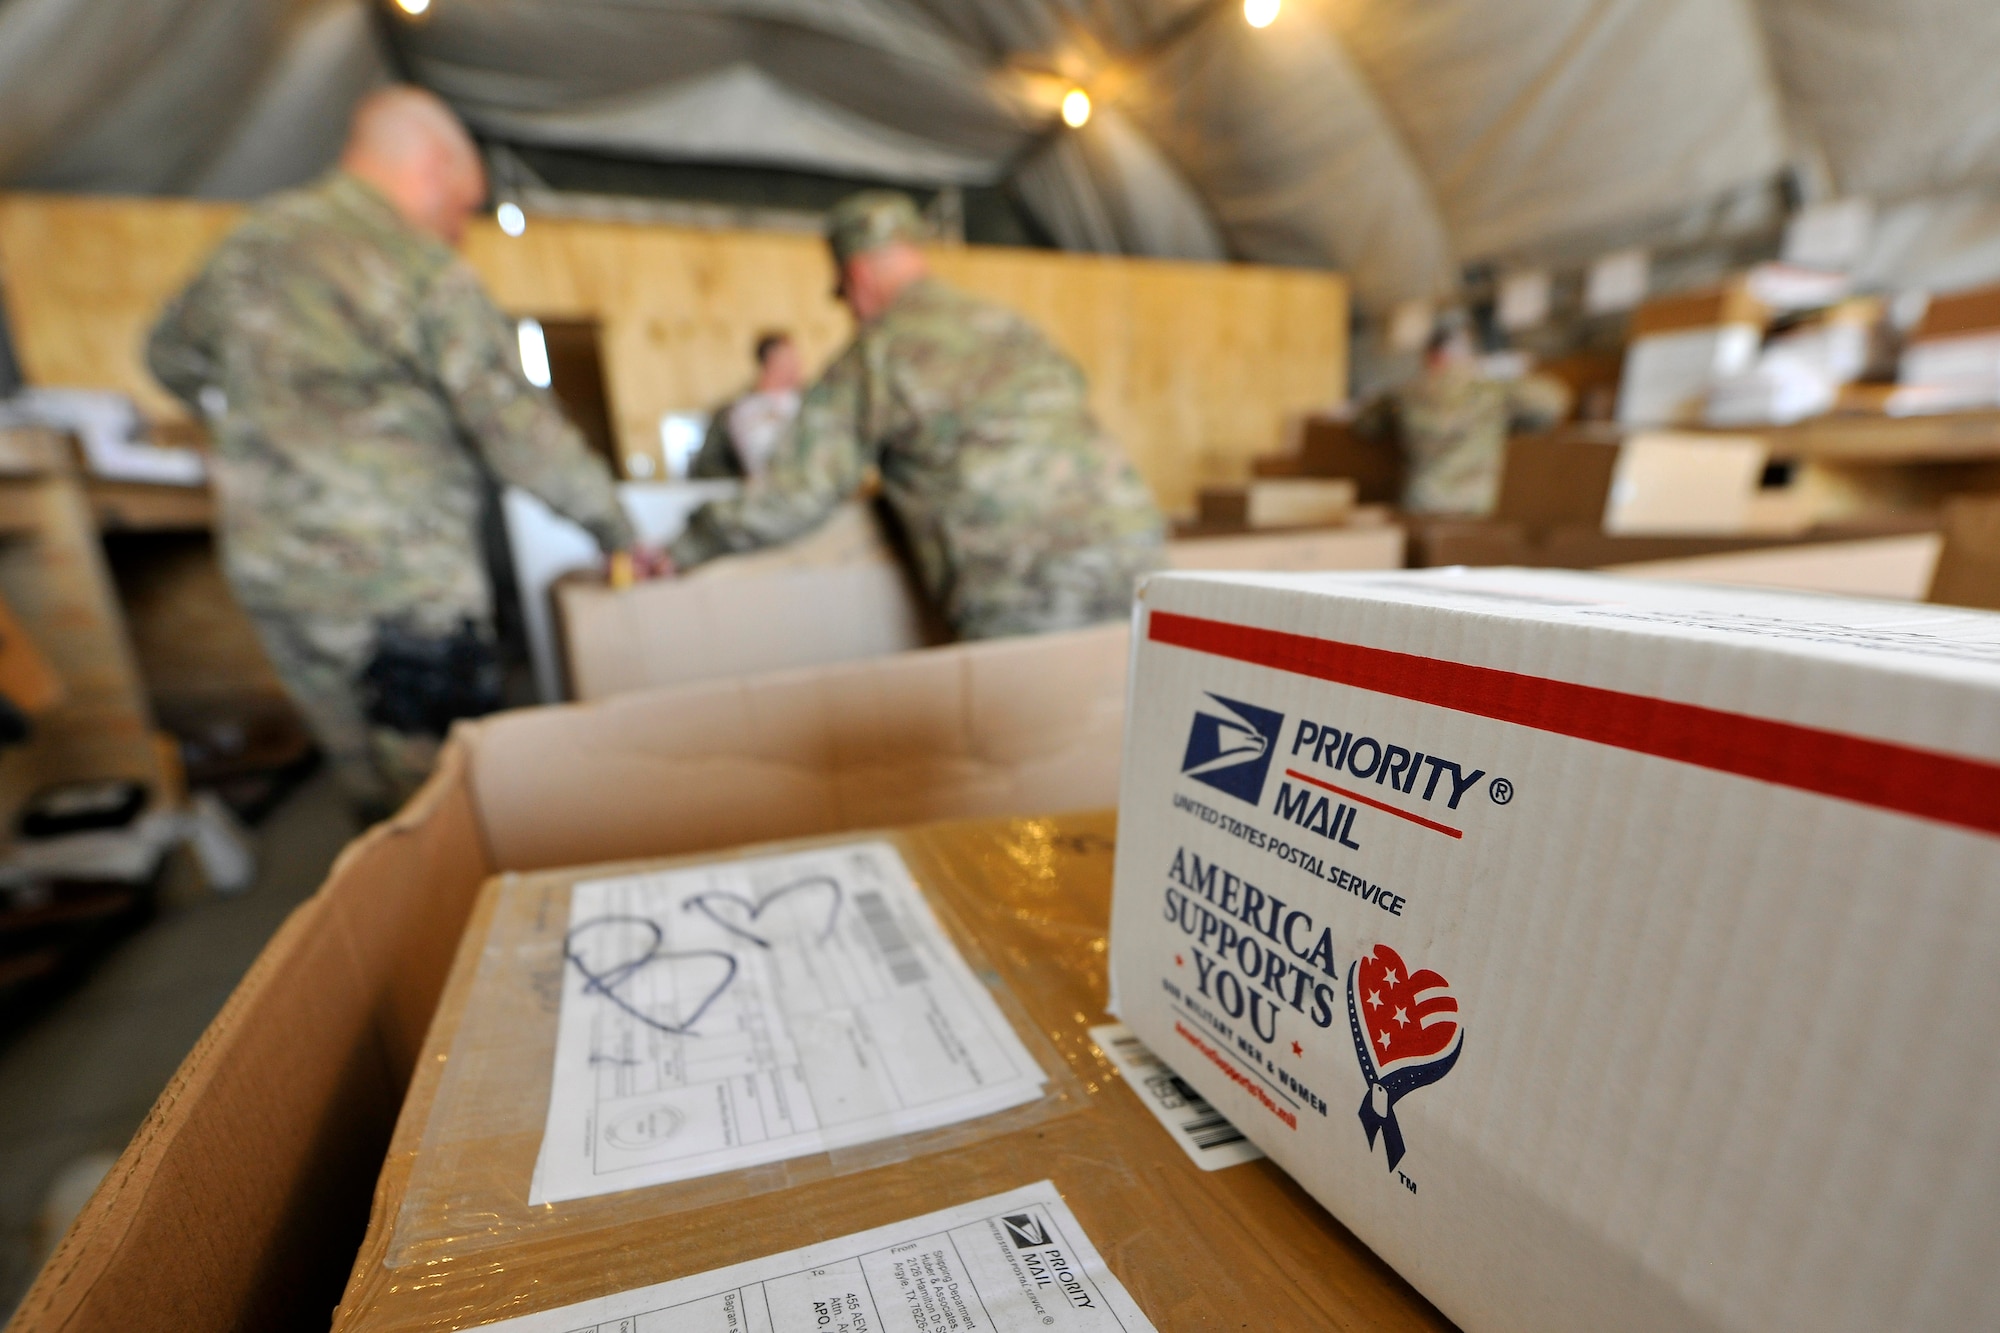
[1109,568,2000,1333]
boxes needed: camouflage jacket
[669,279,1164,637]
[148,172,632,622]
[1389,366,1572,515]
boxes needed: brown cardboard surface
[331,813,1453,1333]
[1196,478,1357,530]
[1627,282,1766,338]
[1407,515,1939,570]
[1912,282,2000,342]
[11,742,496,1333]
[8,627,1142,1333]
[0,585,63,713]
[1168,521,1404,572]
[1491,432,1620,529]
[1930,493,2000,609]
[556,556,944,701]
[1296,417,1404,503]
[1606,532,1943,599]
[472,624,1133,872]
[1600,431,1766,534]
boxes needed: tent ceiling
[1326,0,1788,262]
[3,0,2000,305]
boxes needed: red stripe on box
[1147,609,2000,839]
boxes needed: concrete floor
[0,771,355,1319]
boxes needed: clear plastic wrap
[386,838,1084,1268]
[332,813,1446,1333]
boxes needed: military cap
[826,190,926,266]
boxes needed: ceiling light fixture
[394,0,430,15]
[1245,0,1280,28]
[1061,88,1092,128]
[496,201,526,237]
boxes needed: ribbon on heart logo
[565,914,739,1036]
[684,874,844,949]
[1346,943,1462,1171]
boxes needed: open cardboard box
[327,812,1451,1332]
[10,624,1138,1333]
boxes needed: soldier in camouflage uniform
[148,87,642,814]
[668,192,1165,639]
[1379,325,1573,515]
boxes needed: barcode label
[855,890,928,985]
[1090,1023,1263,1171]
[1178,1111,1248,1150]
[1138,1070,1249,1150]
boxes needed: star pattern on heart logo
[685,875,844,949]
[565,915,739,1035]
[1356,944,1459,1076]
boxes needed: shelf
[1716,411,2000,464]
[88,480,214,532]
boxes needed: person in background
[1377,321,1573,515]
[147,85,660,817]
[690,331,805,481]
[665,191,1165,640]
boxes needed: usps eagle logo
[1346,943,1462,1171]
[1180,693,1285,806]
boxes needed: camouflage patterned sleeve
[417,261,634,552]
[669,343,871,570]
[146,279,222,412]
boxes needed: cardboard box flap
[1912,281,2000,343]
[467,623,1133,872]
[1628,282,1767,338]
[15,742,495,1333]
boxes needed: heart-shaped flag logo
[565,914,739,1036]
[1345,943,1463,1171]
[685,874,844,949]
[1354,944,1460,1076]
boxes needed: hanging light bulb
[1061,88,1092,129]
[496,201,526,237]
[394,0,430,15]
[1244,0,1280,28]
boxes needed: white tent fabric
[3,0,2000,307]
[1759,0,2000,201]
[1123,7,1456,300]
[0,0,385,195]
[1326,0,1789,263]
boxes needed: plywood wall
[0,193,1347,514]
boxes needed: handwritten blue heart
[684,874,844,949]
[564,914,738,1036]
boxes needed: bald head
[341,86,486,246]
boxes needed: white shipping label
[530,842,1047,1204]
[1089,1023,1262,1170]
[458,1182,1157,1332]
